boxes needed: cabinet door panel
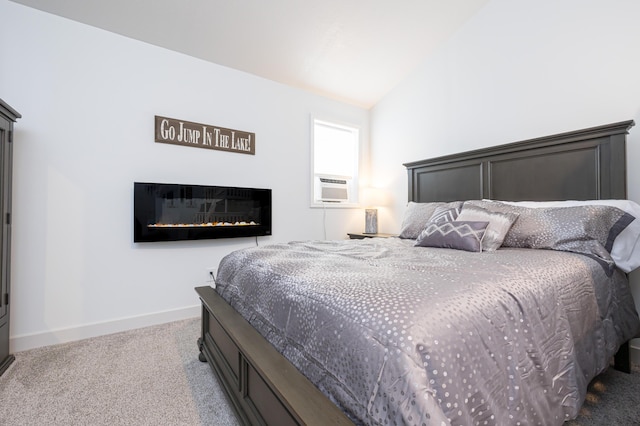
[0,125,5,321]
[0,99,20,376]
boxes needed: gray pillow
[457,204,518,251]
[466,200,634,272]
[399,202,464,239]
[399,202,441,239]
[415,220,489,252]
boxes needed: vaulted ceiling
[10,0,488,108]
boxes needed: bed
[196,120,640,425]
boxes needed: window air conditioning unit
[315,175,350,202]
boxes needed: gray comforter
[215,238,640,425]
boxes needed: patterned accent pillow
[457,204,518,251]
[428,202,463,223]
[466,200,635,273]
[415,220,489,252]
[399,201,463,239]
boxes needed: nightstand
[347,232,397,240]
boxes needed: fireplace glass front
[134,182,272,242]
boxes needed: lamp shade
[362,187,389,207]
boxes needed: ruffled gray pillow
[465,200,634,273]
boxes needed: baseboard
[10,304,201,352]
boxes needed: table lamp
[362,187,387,234]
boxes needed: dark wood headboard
[404,120,635,203]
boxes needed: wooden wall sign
[154,115,255,155]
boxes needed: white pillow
[488,199,640,273]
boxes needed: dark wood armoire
[0,99,20,376]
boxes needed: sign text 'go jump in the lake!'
[154,115,255,155]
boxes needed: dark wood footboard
[195,286,353,426]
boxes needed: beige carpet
[0,318,239,426]
[1,317,638,425]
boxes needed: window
[311,117,360,206]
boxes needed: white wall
[371,0,640,359]
[0,1,369,350]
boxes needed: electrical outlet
[206,267,217,283]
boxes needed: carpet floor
[0,318,638,425]
[0,318,239,426]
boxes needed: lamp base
[365,208,378,234]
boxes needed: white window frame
[310,116,360,208]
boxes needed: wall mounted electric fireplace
[134,182,272,242]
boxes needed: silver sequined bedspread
[214,238,640,426]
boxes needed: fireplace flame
[148,221,259,228]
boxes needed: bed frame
[196,119,635,425]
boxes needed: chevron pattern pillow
[428,202,463,223]
[415,220,489,252]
